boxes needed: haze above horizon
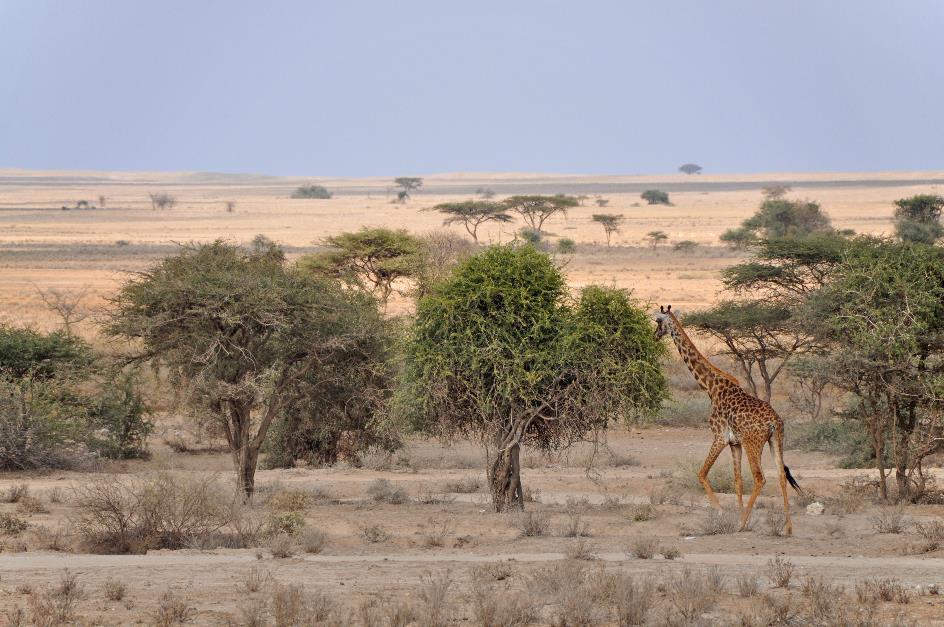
[2,1,943,177]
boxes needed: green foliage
[741,199,832,239]
[893,195,944,244]
[786,419,878,469]
[106,240,390,496]
[672,240,698,252]
[719,226,758,250]
[518,228,543,245]
[644,230,668,249]
[641,190,670,205]
[430,201,512,242]
[290,184,332,199]
[394,177,423,201]
[0,377,85,470]
[502,195,578,232]
[299,228,426,308]
[678,163,702,175]
[84,369,152,460]
[0,326,92,380]
[556,238,576,253]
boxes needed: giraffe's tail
[783,464,802,494]
[769,429,803,495]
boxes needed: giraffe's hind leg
[698,437,727,512]
[771,430,793,536]
[741,438,766,531]
[730,443,744,517]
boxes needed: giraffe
[654,305,802,534]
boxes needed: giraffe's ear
[667,304,672,312]
[660,305,665,313]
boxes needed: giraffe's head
[654,304,673,339]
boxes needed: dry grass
[266,489,313,512]
[855,578,911,604]
[513,511,550,537]
[736,572,760,597]
[764,509,787,536]
[630,503,656,522]
[268,532,295,558]
[564,538,598,560]
[765,555,795,588]
[366,478,409,504]
[28,570,84,627]
[558,512,592,537]
[442,476,482,493]
[629,536,658,559]
[661,544,682,560]
[102,578,127,601]
[238,567,272,594]
[667,568,719,623]
[297,527,328,554]
[31,525,70,551]
[698,509,740,535]
[0,512,29,535]
[913,519,944,553]
[17,495,49,514]
[471,562,516,582]
[801,575,844,616]
[359,523,391,544]
[871,506,910,534]
[419,519,451,548]
[471,568,534,627]
[2,484,30,504]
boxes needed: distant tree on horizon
[678,163,702,175]
[641,190,670,205]
[394,177,423,202]
[591,213,624,247]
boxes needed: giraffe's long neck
[666,314,735,396]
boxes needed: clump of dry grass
[45,487,65,504]
[565,539,598,560]
[471,567,533,626]
[801,575,844,615]
[366,479,409,504]
[31,525,70,551]
[661,544,682,560]
[297,527,328,554]
[417,571,452,626]
[17,496,49,514]
[631,503,656,522]
[2,484,29,504]
[29,570,84,627]
[0,513,29,535]
[513,511,550,538]
[667,568,719,623]
[914,519,944,553]
[419,519,451,548]
[558,512,591,537]
[871,507,910,534]
[527,561,586,597]
[359,523,391,544]
[736,572,760,597]
[238,567,272,594]
[442,476,481,493]
[856,578,910,604]
[471,562,516,582]
[698,509,739,535]
[266,489,312,512]
[629,537,658,559]
[102,578,126,601]
[596,573,655,626]
[765,555,795,588]
[268,532,295,558]
[764,509,787,536]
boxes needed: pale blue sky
[1,1,942,176]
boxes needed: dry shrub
[31,525,70,551]
[268,511,305,536]
[271,584,305,627]
[0,512,29,535]
[559,512,591,537]
[420,519,451,548]
[269,532,295,558]
[764,509,787,536]
[826,477,870,514]
[765,555,795,588]
[856,578,910,604]
[631,504,656,522]
[72,473,233,553]
[699,509,739,535]
[366,479,409,504]
[471,562,516,582]
[514,511,549,538]
[102,578,126,601]
[801,576,844,616]
[266,489,312,512]
[4,607,25,627]
[17,495,49,514]
[760,593,802,626]
[417,571,452,627]
[443,476,481,493]
[871,506,910,534]
[629,537,658,559]
[2,484,29,503]
[29,570,84,627]
[470,586,533,627]
[227,502,269,549]
[564,538,597,561]
[298,527,328,553]
[236,597,268,627]
[527,561,585,597]
[736,573,760,597]
[45,487,65,504]
[597,573,654,626]
[238,567,272,594]
[914,519,944,553]
[360,523,390,544]
[661,545,682,560]
[668,568,718,623]
[415,486,457,505]
[522,486,541,503]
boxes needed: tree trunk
[235,445,260,499]
[226,401,260,500]
[487,437,523,513]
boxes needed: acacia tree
[740,198,832,239]
[893,194,944,244]
[591,213,624,247]
[394,177,423,201]
[402,245,665,511]
[641,190,670,205]
[644,230,668,249]
[430,201,512,243]
[299,228,426,311]
[502,195,578,232]
[106,241,385,497]
[148,193,176,210]
[678,163,702,175]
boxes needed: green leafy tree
[893,194,944,244]
[401,245,666,511]
[678,163,702,175]
[591,213,624,246]
[741,199,832,239]
[641,190,670,205]
[476,187,496,200]
[106,241,387,497]
[430,201,512,243]
[761,185,791,200]
[719,226,758,250]
[672,240,698,252]
[394,177,423,201]
[502,195,578,232]
[644,230,668,249]
[299,228,426,311]
[291,184,332,199]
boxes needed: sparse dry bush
[596,573,654,626]
[760,592,802,625]
[417,571,452,627]
[236,597,268,627]
[914,519,944,553]
[629,537,658,559]
[443,476,482,493]
[471,562,516,582]
[736,573,760,597]
[366,479,409,504]
[802,576,844,616]
[17,495,49,514]
[298,527,328,553]
[668,568,718,623]
[765,555,795,588]
[661,545,682,560]
[271,584,305,626]
[871,507,910,534]
[31,525,69,551]
[824,518,846,538]
[238,567,272,594]
[268,511,305,536]
[559,512,591,537]
[266,489,312,512]
[269,532,295,558]
[3,483,29,503]
[826,477,871,514]
[360,523,391,544]
[565,538,597,560]
[45,487,64,504]
[29,570,83,627]
[102,578,126,601]
[856,578,910,604]
[527,561,585,597]
[699,509,739,535]
[420,519,451,548]
[764,508,787,536]
[631,503,655,522]
[513,511,549,537]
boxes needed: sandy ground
[1,170,943,624]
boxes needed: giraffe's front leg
[730,443,744,518]
[698,437,727,512]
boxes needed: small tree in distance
[476,187,496,200]
[394,177,423,202]
[503,194,578,232]
[591,213,625,247]
[291,184,332,199]
[595,197,609,207]
[762,185,792,200]
[893,194,944,244]
[148,193,176,210]
[678,163,702,175]
[401,245,666,511]
[641,190,670,205]
[430,200,512,243]
[645,230,668,249]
